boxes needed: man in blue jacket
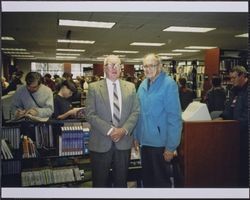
[133,53,182,187]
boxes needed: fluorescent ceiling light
[185,46,217,49]
[3,51,30,55]
[56,53,80,56]
[235,33,248,38]
[56,48,85,52]
[163,26,216,33]
[59,19,115,29]
[173,49,200,52]
[159,56,173,60]
[57,39,95,44]
[113,50,139,54]
[158,53,182,56]
[16,57,35,60]
[56,56,77,59]
[1,36,15,40]
[1,48,27,51]
[130,42,165,46]
[31,51,44,54]
[11,55,34,58]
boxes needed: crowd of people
[1,54,248,188]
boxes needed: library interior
[1,5,249,191]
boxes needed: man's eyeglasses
[106,64,121,69]
[143,65,158,70]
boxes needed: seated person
[178,77,195,111]
[53,80,83,120]
[204,75,226,112]
[11,72,54,119]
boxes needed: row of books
[2,160,21,175]
[59,126,90,156]
[35,124,54,149]
[21,166,82,186]
[2,127,20,149]
[21,135,38,159]
[1,139,14,160]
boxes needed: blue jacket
[133,71,182,151]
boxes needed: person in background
[178,77,195,111]
[204,75,226,112]
[11,72,54,118]
[53,80,83,120]
[5,70,24,93]
[43,73,56,92]
[53,74,63,92]
[133,53,182,188]
[217,66,248,187]
[85,55,140,187]
[1,77,10,96]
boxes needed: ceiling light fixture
[3,51,30,55]
[159,56,173,60]
[235,33,248,38]
[163,26,216,33]
[130,42,165,46]
[11,55,34,58]
[1,48,27,51]
[59,19,115,29]
[113,50,139,54]
[56,48,85,52]
[185,46,217,49]
[1,36,15,40]
[172,49,200,52]
[56,56,77,59]
[56,53,80,56]
[158,53,182,56]
[57,39,95,44]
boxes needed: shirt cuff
[107,127,114,136]
[123,128,129,135]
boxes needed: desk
[179,120,240,187]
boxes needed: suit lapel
[98,80,112,115]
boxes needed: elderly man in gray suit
[85,55,140,187]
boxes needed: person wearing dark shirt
[204,75,226,112]
[53,80,83,120]
[178,77,194,111]
[43,73,56,92]
[218,66,248,187]
[5,71,24,93]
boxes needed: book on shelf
[7,113,49,123]
[1,139,14,160]
[21,135,38,158]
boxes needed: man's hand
[15,109,27,118]
[133,139,140,152]
[110,127,126,142]
[25,108,38,116]
[163,150,175,162]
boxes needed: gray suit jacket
[86,79,140,152]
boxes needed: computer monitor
[182,101,211,121]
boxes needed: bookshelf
[1,119,91,187]
[170,60,205,98]
[204,48,247,97]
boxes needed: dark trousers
[90,144,130,188]
[141,146,171,188]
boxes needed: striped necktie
[113,82,120,127]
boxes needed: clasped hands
[109,127,126,142]
[15,108,38,118]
